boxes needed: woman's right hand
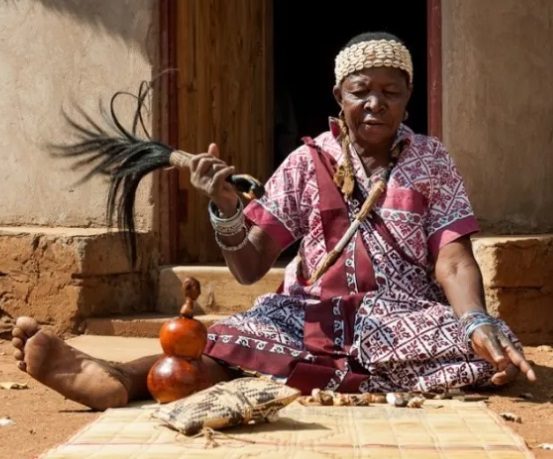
[189,143,239,217]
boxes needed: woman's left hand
[470,324,537,385]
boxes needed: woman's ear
[332,85,343,110]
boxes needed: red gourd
[147,277,209,403]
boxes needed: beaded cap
[334,39,413,85]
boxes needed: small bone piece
[315,389,335,406]
[369,393,388,404]
[331,392,349,406]
[349,394,375,406]
[407,396,426,408]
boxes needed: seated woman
[11,31,535,410]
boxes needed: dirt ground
[1,340,553,459]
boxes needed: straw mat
[39,399,534,458]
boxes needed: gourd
[146,277,209,403]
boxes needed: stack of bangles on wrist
[208,200,250,251]
[458,309,497,348]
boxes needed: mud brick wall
[474,236,553,345]
[0,227,158,335]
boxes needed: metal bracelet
[464,316,496,345]
[458,309,487,331]
[458,309,488,324]
[214,225,250,252]
[458,310,496,347]
[208,200,245,236]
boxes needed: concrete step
[156,265,284,315]
[66,335,162,362]
[84,313,229,338]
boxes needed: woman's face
[333,67,411,149]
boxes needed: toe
[16,361,27,372]
[15,317,39,336]
[11,337,24,350]
[13,349,23,361]
[12,327,25,339]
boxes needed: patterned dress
[203,119,520,394]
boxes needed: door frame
[428,0,443,139]
[157,0,443,265]
[157,0,179,265]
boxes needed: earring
[403,110,409,121]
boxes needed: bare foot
[11,317,129,411]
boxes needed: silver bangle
[464,317,496,344]
[214,225,250,251]
[458,309,496,348]
[208,200,244,236]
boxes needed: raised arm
[187,143,282,284]
[212,222,281,286]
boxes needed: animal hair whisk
[48,78,265,267]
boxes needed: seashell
[386,392,408,407]
[0,418,15,427]
[537,444,553,450]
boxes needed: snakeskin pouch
[153,377,301,435]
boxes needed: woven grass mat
[39,400,534,458]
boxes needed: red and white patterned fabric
[203,119,520,394]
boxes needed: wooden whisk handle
[168,150,266,199]
[169,150,194,169]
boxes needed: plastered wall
[442,0,553,234]
[0,0,157,230]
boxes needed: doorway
[272,1,428,260]
[167,0,433,265]
[273,1,428,171]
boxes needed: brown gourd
[147,277,209,403]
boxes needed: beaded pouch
[152,377,301,436]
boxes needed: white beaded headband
[334,39,413,85]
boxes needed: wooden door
[175,0,273,263]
